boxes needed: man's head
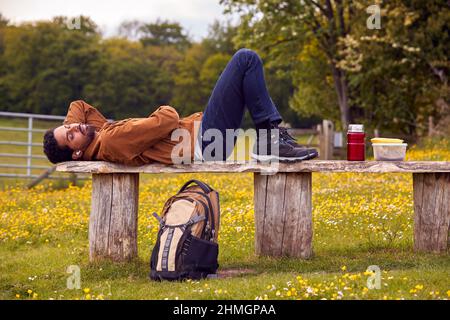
[43,123,96,164]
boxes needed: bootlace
[267,124,287,143]
[278,126,296,142]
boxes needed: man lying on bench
[43,48,318,165]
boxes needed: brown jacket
[63,100,202,165]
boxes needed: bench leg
[254,172,313,258]
[89,173,139,262]
[413,173,450,253]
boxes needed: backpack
[149,179,220,281]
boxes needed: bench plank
[56,160,450,174]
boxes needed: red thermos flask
[347,124,365,161]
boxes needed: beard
[81,124,96,149]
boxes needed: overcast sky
[0,0,235,40]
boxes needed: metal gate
[0,111,86,182]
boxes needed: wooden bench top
[56,160,450,174]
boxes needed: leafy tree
[0,16,101,115]
[337,0,450,135]
[139,19,191,51]
[0,13,8,27]
[0,13,9,106]
[289,39,339,123]
[82,38,176,119]
[202,20,238,55]
[221,0,358,129]
[171,43,212,115]
[118,20,144,41]
[2,5,446,137]
[221,0,449,135]
[200,18,308,127]
[0,16,185,119]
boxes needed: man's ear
[72,150,83,160]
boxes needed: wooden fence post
[27,166,56,189]
[374,128,380,137]
[319,120,334,160]
[428,116,434,137]
[69,173,77,186]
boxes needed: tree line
[222,0,449,135]
[0,0,449,135]
[0,14,306,128]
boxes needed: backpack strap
[188,214,206,226]
[178,179,213,194]
[152,212,165,226]
[152,212,205,229]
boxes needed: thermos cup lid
[348,124,364,132]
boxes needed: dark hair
[43,128,73,164]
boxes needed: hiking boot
[251,127,318,162]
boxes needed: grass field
[0,119,449,300]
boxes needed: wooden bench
[56,160,450,262]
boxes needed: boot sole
[250,151,319,162]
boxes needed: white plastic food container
[372,143,407,161]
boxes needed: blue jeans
[200,48,282,161]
